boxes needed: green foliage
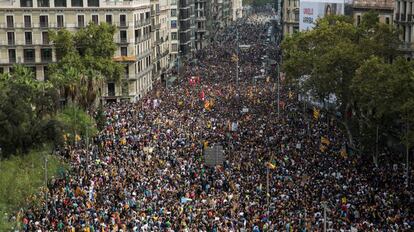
[95,105,107,131]
[56,106,97,145]
[0,147,67,231]
[0,65,60,156]
[282,11,413,157]
[49,22,123,110]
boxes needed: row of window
[6,31,49,45]
[4,14,127,29]
[20,0,98,7]
[7,48,52,63]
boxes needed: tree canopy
[49,22,124,110]
[282,12,413,162]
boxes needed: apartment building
[282,0,299,36]
[169,0,179,62]
[353,0,394,26]
[179,0,196,56]
[0,0,152,103]
[195,0,208,50]
[231,0,243,21]
[394,0,414,57]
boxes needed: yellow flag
[75,134,81,142]
[288,91,293,99]
[340,148,348,158]
[321,136,330,146]
[204,100,211,111]
[313,107,320,120]
[320,144,327,152]
[266,162,276,170]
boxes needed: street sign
[204,145,225,167]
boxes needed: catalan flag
[321,136,330,146]
[75,134,81,142]
[313,107,320,120]
[320,144,327,152]
[266,162,277,170]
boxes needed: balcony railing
[135,34,151,43]
[41,56,52,62]
[134,19,151,28]
[9,57,16,63]
[40,22,49,28]
[24,57,35,63]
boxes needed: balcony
[24,57,36,63]
[41,56,52,62]
[9,57,16,63]
[399,42,414,51]
[120,37,128,44]
[40,22,49,28]
[119,21,128,28]
[134,19,151,28]
[353,0,394,10]
[135,34,151,43]
[155,23,161,30]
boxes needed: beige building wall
[0,0,153,103]
[282,0,299,37]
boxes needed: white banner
[299,0,345,31]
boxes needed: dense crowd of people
[21,12,413,231]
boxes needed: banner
[300,0,345,31]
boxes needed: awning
[112,56,137,62]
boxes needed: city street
[22,11,413,232]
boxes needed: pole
[323,202,327,232]
[236,18,239,91]
[406,121,410,187]
[277,63,280,117]
[375,124,379,167]
[45,155,48,214]
[266,166,270,215]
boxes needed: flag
[320,144,327,152]
[231,54,239,62]
[340,148,348,158]
[203,141,209,149]
[288,91,293,99]
[313,107,320,120]
[199,90,205,101]
[204,100,211,111]
[75,134,81,142]
[321,137,330,146]
[266,162,276,170]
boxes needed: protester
[22,12,413,231]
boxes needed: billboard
[299,0,345,31]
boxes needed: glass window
[106,15,112,24]
[6,15,14,28]
[8,49,16,63]
[171,20,177,28]
[55,0,66,7]
[71,0,82,6]
[91,15,98,24]
[57,15,64,27]
[77,15,84,27]
[24,15,31,28]
[171,9,177,17]
[42,31,49,45]
[25,32,32,45]
[24,49,36,63]
[40,15,49,28]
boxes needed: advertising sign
[300,0,345,31]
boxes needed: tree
[49,22,123,111]
[282,13,400,146]
[352,57,414,167]
[0,66,60,156]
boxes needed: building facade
[282,0,299,37]
[231,0,243,21]
[353,0,394,25]
[179,0,195,56]
[0,0,153,103]
[394,0,414,56]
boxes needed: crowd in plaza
[21,12,413,232]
